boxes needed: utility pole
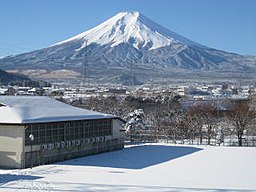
[82,39,89,89]
[79,39,88,101]
[129,60,133,88]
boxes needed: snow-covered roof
[0,96,114,124]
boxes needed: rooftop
[0,96,113,124]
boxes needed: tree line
[70,94,256,146]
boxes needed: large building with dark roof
[0,96,125,169]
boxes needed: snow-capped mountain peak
[55,11,203,50]
[2,11,255,84]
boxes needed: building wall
[23,118,125,168]
[112,118,125,140]
[0,118,125,169]
[0,124,24,168]
[24,138,123,167]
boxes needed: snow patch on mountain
[54,12,204,51]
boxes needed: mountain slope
[0,11,256,84]
[0,69,31,85]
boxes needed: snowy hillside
[0,143,256,191]
[0,12,256,84]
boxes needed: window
[25,119,113,146]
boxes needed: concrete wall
[0,124,24,168]
[112,119,125,139]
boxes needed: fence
[125,131,256,147]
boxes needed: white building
[0,96,125,169]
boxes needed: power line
[0,43,33,51]
[0,43,36,57]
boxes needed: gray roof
[0,96,114,124]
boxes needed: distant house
[0,88,8,95]
[0,96,125,169]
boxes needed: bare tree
[186,103,218,145]
[226,100,255,146]
[182,112,198,144]
[186,105,204,144]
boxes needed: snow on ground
[1,143,256,192]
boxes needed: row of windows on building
[25,119,112,146]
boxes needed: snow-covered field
[1,143,256,192]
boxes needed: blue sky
[0,0,256,57]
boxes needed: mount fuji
[0,12,256,84]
